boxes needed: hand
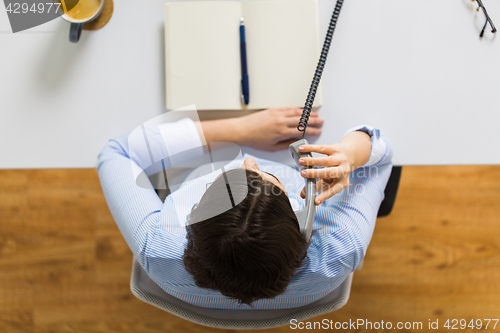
[298,143,354,205]
[236,108,323,151]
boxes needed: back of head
[183,169,310,306]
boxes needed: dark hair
[183,169,310,306]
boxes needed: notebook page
[165,2,242,110]
[243,0,322,110]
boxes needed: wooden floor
[0,166,499,333]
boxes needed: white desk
[1,0,499,168]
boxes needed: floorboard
[0,166,499,332]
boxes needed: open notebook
[165,0,322,111]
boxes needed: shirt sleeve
[313,125,393,279]
[97,118,204,265]
[343,124,389,168]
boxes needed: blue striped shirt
[97,119,393,310]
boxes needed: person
[97,107,393,310]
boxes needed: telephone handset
[289,0,344,241]
[289,139,316,241]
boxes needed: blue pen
[240,17,249,105]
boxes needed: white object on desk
[165,0,322,111]
[0,0,499,168]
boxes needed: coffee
[60,0,103,21]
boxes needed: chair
[130,257,357,330]
[377,166,402,217]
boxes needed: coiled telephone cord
[297,0,345,138]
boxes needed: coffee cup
[58,0,105,43]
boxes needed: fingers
[298,144,338,156]
[300,178,349,204]
[282,108,319,118]
[281,127,307,139]
[302,127,322,136]
[300,179,328,198]
[271,108,321,121]
[280,109,323,136]
[298,155,344,167]
[307,117,324,127]
[283,117,323,135]
[300,167,348,179]
[315,180,349,204]
[282,121,324,138]
[286,115,323,128]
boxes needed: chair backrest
[130,257,354,330]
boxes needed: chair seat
[130,258,354,330]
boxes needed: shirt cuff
[158,118,205,167]
[342,125,387,167]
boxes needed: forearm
[196,118,246,150]
[197,108,324,152]
[340,131,372,170]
